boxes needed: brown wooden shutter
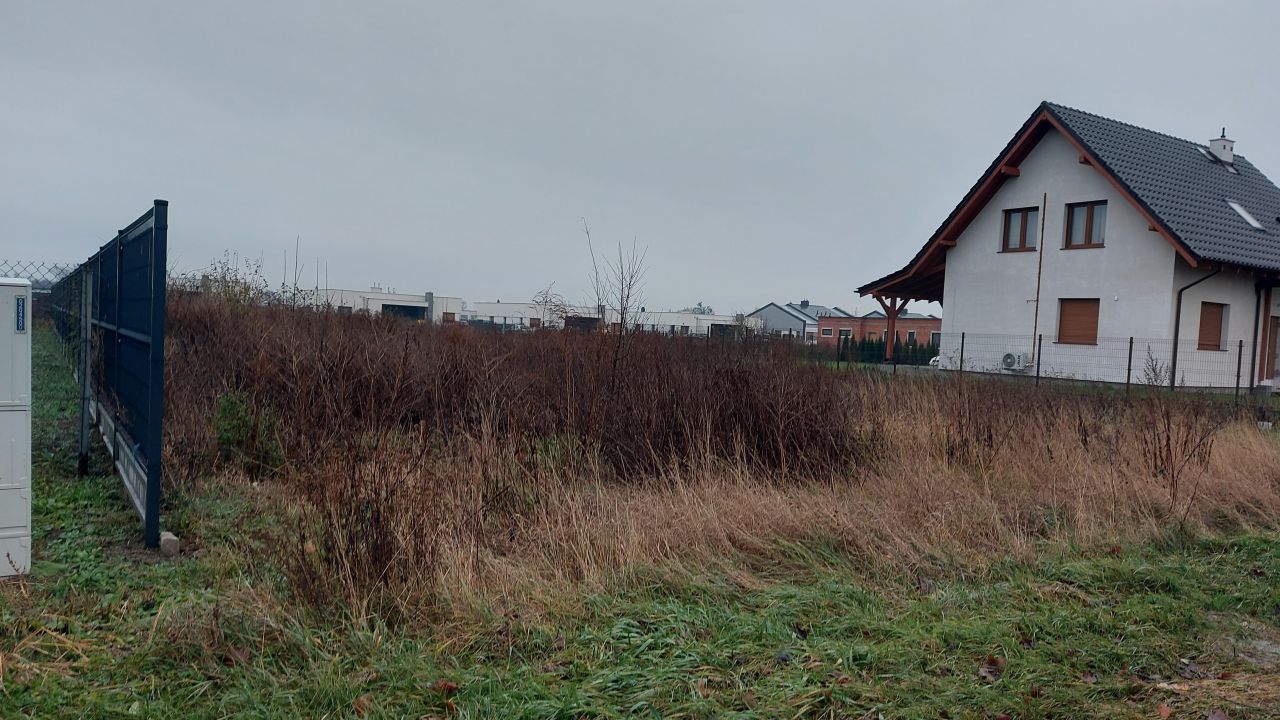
[1058,299,1099,345]
[1197,302,1225,350]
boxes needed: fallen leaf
[429,679,459,696]
[1157,702,1172,719]
[221,646,251,666]
[978,655,1004,683]
[352,694,374,717]
[1206,711,1228,720]
[1179,661,1206,679]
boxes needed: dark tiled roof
[786,303,850,320]
[1046,102,1280,270]
[859,310,937,320]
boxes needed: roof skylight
[1228,200,1266,231]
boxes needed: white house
[316,286,468,324]
[617,308,760,337]
[860,101,1280,389]
[470,301,551,328]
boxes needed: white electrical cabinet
[0,278,31,577]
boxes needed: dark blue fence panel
[50,200,168,548]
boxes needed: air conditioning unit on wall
[1001,351,1033,372]
[0,278,31,577]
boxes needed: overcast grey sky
[4,1,1279,315]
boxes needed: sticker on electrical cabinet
[15,296,26,333]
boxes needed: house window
[1002,207,1039,252]
[1065,201,1107,248]
[821,328,833,337]
[867,332,877,341]
[838,329,851,338]
[1197,302,1228,350]
[337,305,353,315]
[806,331,816,342]
[1058,298,1100,345]
[930,331,941,346]
[907,331,917,345]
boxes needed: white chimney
[1208,128,1234,165]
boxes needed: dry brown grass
[162,293,1280,619]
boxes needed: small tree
[532,282,571,328]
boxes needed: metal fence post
[111,237,123,460]
[958,332,965,373]
[1125,336,1134,394]
[1035,334,1042,386]
[1235,339,1244,400]
[143,199,168,549]
[77,265,93,477]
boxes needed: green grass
[4,324,1280,718]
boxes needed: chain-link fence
[0,260,78,294]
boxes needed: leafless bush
[160,294,1280,616]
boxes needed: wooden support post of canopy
[874,294,908,362]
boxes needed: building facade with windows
[815,310,940,348]
[859,102,1280,388]
[316,287,469,323]
[748,301,851,343]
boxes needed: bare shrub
[160,293,1280,617]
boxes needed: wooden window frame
[1064,200,1107,249]
[820,327,833,337]
[906,330,917,345]
[1057,298,1100,345]
[1197,301,1227,351]
[930,331,941,346]
[1001,207,1039,252]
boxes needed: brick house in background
[747,300,852,343]
[816,309,940,348]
